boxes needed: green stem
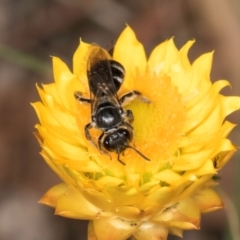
[0,44,51,76]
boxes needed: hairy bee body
[74,45,150,164]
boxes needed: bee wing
[87,46,121,114]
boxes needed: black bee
[74,45,150,164]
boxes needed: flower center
[122,71,186,164]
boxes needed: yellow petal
[134,222,168,240]
[73,40,90,79]
[113,25,147,89]
[173,148,214,171]
[179,120,236,149]
[102,183,143,206]
[114,206,142,221]
[57,158,102,172]
[88,221,98,240]
[169,40,195,95]
[96,176,124,187]
[179,40,195,71]
[37,124,88,161]
[177,175,213,201]
[40,151,81,188]
[32,101,78,134]
[42,82,61,105]
[169,227,183,238]
[214,140,237,169]
[192,52,213,83]
[39,183,68,207]
[55,186,104,220]
[184,85,222,134]
[193,188,223,213]
[148,38,179,75]
[93,217,138,240]
[153,198,200,230]
[32,102,60,127]
[190,159,216,176]
[153,169,182,186]
[52,57,82,112]
[221,95,240,116]
[81,188,115,211]
[139,184,185,210]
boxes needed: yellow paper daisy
[32,26,240,240]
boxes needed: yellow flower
[32,26,240,240]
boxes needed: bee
[74,45,150,164]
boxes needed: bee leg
[74,91,91,104]
[85,123,111,159]
[120,90,151,106]
[121,121,133,132]
[85,122,98,148]
[125,109,134,124]
[98,133,112,159]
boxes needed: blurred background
[0,0,239,239]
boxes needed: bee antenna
[124,145,150,162]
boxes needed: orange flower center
[122,70,186,165]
